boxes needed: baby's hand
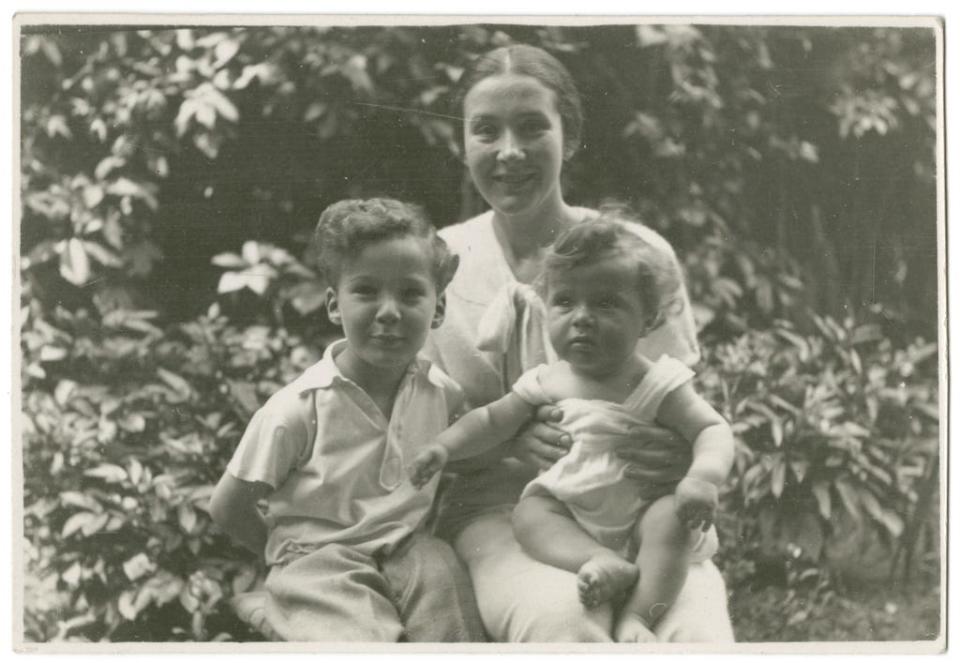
[674,477,718,531]
[408,445,449,489]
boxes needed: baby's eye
[551,295,573,308]
[596,298,618,309]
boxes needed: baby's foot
[614,614,657,643]
[576,553,638,608]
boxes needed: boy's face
[326,237,444,373]
[545,254,649,378]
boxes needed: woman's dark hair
[544,210,685,333]
[453,44,583,159]
[313,198,458,289]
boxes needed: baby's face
[326,237,441,372]
[545,255,649,377]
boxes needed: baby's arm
[209,473,272,559]
[409,392,537,488]
[656,384,735,530]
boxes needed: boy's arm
[656,382,734,486]
[209,473,272,559]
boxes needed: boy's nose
[375,297,401,322]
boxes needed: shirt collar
[292,338,445,393]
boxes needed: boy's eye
[352,284,377,296]
[402,287,426,301]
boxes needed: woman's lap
[453,506,734,643]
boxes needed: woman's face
[462,74,566,219]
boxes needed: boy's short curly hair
[313,198,458,290]
[544,209,685,333]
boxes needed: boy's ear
[431,291,448,329]
[325,287,342,326]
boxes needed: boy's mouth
[371,334,405,347]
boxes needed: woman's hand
[511,405,572,471]
[616,423,692,501]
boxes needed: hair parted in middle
[544,207,685,333]
[313,197,458,290]
[453,43,584,160]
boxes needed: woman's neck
[491,196,579,261]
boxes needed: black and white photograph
[11,10,946,654]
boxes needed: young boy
[209,198,482,642]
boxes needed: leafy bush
[20,294,333,642]
[702,313,939,585]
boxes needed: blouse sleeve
[225,388,314,489]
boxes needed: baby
[209,198,483,642]
[408,214,734,642]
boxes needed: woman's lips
[493,171,536,185]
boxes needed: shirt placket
[379,374,413,490]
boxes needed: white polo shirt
[226,339,464,565]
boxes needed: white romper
[515,358,718,560]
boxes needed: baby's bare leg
[513,495,637,608]
[615,495,695,642]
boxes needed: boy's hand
[674,476,718,531]
[408,445,449,489]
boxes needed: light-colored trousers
[263,532,485,642]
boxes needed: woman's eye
[472,123,497,140]
[551,296,572,308]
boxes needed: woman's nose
[496,129,524,162]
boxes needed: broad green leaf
[812,481,831,519]
[157,368,192,400]
[771,456,786,498]
[211,252,248,269]
[60,491,103,512]
[178,502,198,533]
[59,238,90,286]
[84,463,128,483]
[62,512,96,538]
[123,553,156,581]
[39,346,68,362]
[834,478,862,521]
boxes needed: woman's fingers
[534,404,564,424]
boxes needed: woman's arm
[208,473,272,558]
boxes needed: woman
[424,43,735,643]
